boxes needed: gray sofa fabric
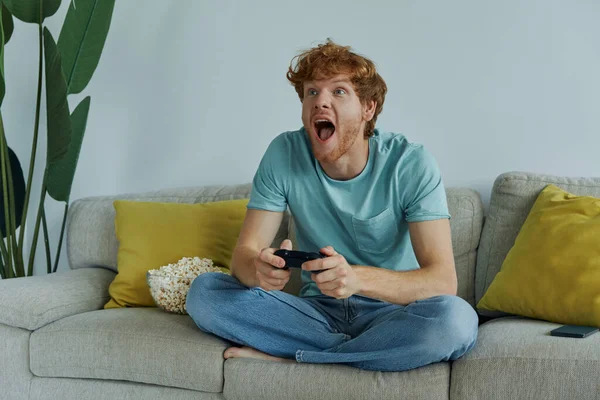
[29,378,224,400]
[0,324,32,400]
[451,316,600,399]
[224,358,450,400]
[443,188,484,307]
[475,171,600,305]
[0,268,116,330]
[30,308,229,393]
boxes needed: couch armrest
[0,267,116,330]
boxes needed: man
[186,39,478,372]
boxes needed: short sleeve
[247,135,289,212]
[401,145,451,222]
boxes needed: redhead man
[186,39,478,372]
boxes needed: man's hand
[254,239,293,291]
[302,246,362,299]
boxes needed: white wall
[3,0,599,275]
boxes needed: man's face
[301,75,373,164]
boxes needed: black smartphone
[550,325,599,338]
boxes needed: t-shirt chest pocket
[351,208,399,254]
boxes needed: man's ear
[363,100,377,122]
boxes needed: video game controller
[274,250,327,273]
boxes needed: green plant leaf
[2,0,61,24]
[57,0,115,95]
[0,146,26,237]
[46,96,89,202]
[2,4,13,44]
[43,27,72,166]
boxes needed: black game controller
[274,250,327,274]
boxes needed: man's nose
[314,92,331,109]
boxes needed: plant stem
[52,203,68,273]
[17,18,44,270]
[27,178,46,277]
[0,249,5,279]
[0,113,23,276]
[41,204,51,274]
[0,114,14,278]
[0,236,9,278]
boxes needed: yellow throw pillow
[477,184,600,327]
[105,198,248,309]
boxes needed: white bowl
[146,272,196,315]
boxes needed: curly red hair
[286,39,387,138]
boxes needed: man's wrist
[351,265,364,292]
[352,265,375,297]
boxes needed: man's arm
[355,218,457,305]
[230,209,284,288]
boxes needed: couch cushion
[29,378,225,400]
[0,324,32,400]
[67,184,290,272]
[477,184,600,326]
[224,357,450,400]
[287,187,483,305]
[450,316,600,400]
[0,268,115,330]
[445,188,484,306]
[475,172,600,305]
[30,308,229,392]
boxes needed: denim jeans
[185,272,478,372]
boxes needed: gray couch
[1,171,599,400]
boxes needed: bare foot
[223,346,295,363]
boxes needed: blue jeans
[185,272,478,372]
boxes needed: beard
[309,119,363,165]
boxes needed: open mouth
[314,119,336,142]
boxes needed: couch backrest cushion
[286,188,484,306]
[67,184,289,272]
[475,172,600,305]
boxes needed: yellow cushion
[477,184,600,327]
[105,198,248,309]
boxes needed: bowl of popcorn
[146,256,230,315]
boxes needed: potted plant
[0,0,115,279]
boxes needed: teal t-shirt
[247,127,451,297]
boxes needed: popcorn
[146,256,229,315]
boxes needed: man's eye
[334,89,346,95]
[307,89,318,96]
